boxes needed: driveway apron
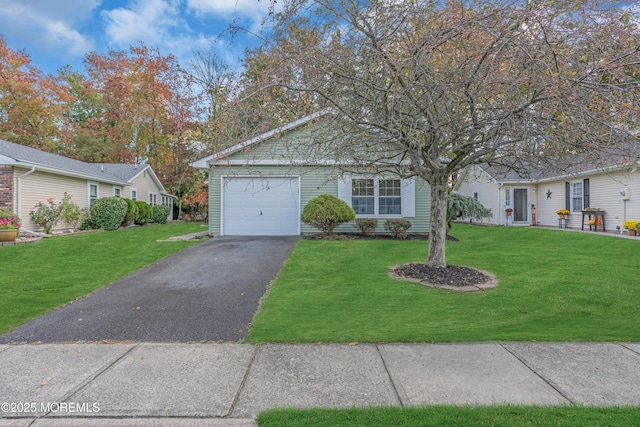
[0,236,298,343]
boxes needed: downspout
[16,166,45,236]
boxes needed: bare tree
[251,0,640,267]
[188,49,235,122]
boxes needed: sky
[0,0,271,75]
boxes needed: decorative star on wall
[546,189,552,199]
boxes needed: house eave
[535,161,636,183]
[192,110,330,168]
[11,161,130,185]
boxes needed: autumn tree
[0,37,70,149]
[79,44,199,192]
[255,0,640,267]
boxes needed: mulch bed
[393,263,490,287]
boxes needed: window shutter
[337,176,352,207]
[565,182,570,211]
[402,178,416,217]
[583,178,590,208]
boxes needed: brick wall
[0,166,14,210]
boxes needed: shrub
[79,215,100,230]
[89,197,127,230]
[135,201,153,225]
[152,204,171,224]
[121,198,139,227]
[301,194,356,235]
[30,196,62,234]
[59,193,85,231]
[384,219,412,239]
[355,218,378,236]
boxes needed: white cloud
[0,0,98,60]
[187,0,270,22]
[102,0,185,48]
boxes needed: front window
[571,182,583,212]
[352,179,375,215]
[351,178,402,216]
[113,186,121,197]
[131,189,137,201]
[504,188,510,206]
[89,183,98,206]
[379,179,401,215]
[149,193,157,206]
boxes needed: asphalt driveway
[0,236,298,343]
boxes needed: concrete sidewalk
[1,342,639,426]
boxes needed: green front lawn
[249,225,640,343]
[0,223,205,334]
[258,406,640,426]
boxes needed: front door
[513,189,528,222]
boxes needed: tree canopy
[250,0,640,266]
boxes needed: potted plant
[556,209,570,219]
[623,220,638,236]
[0,208,21,242]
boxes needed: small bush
[152,205,171,224]
[121,198,139,227]
[384,219,412,239]
[79,215,100,230]
[301,194,356,235]
[89,197,127,230]
[30,197,62,234]
[135,201,153,225]
[355,218,378,236]
[59,193,85,230]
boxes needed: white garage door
[222,177,300,235]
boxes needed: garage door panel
[223,177,299,235]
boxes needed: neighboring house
[191,113,431,236]
[0,140,175,232]
[453,160,640,231]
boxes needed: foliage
[121,198,139,226]
[88,197,127,230]
[0,37,71,148]
[0,222,205,335]
[135,201,153,225]
[447,193,493,231]
[301,194,356,235]
[556,209,571,216]
[30,196,62,234]
[623,220,638,231]
[383,219,412,239]
[181,176,208,222]
[152,204,171,224]
[0,208,20,229]
[354,218,378,236]
[249,225,640,343]
[59,193,85,230]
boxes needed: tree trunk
[427,175,449,268]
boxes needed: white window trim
[113,185,122,197]
[570,180,583,213]
[148,192,158,206]
[338,176,415,218]
[88,181,99,207]
[130,188,138,201]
